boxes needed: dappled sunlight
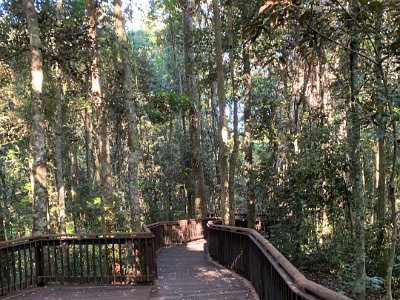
[185,240,204,252]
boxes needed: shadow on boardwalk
[150,239,258,300]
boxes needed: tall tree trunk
[183,0,206,220]
[242,8,256,229]
[227,0,237,226]
[0,162,7,241]
[24,0,48,236]
[114,0,141,230]
[55,0,66,234]
[212,0,230,225]
[87,0,113,232]
[349,0,365,297]
[386,106,397,300]
[374,4,387,276]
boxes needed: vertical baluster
[92,238,96,282]
[125,240,129,283]
[11,246,16,292]
[0,248,5,296]
[53,239,57,282]
[112,239,116,283]
[23,245,28,289]
[99,238,103,283]
[86,239,90,283]
[79,238,83,280]
[66,241,70,282]
[132,238,137,278]
[72,239,77,283]
[105,238,109,283]
[6,245,10,294]
[18,245,22,290]
[60,240,64,284]
[118,238,122,283]
[144,236,149,282]
[46,241,51,282]
[29,243,33,286]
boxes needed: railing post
[34,239,44,286]
[0,247,8,296]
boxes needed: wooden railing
[145,219,206,252]
[0,218,351,300]
[0,232,156,297]
[207,222,351,300]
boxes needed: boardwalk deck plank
[150,239,258,300]
[3,239,257,300]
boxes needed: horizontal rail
[146,219,207,252]
[207,222,351,300]
[0,233,156,297]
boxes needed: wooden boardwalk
[3,240,257,300]
[150,239,258,300]
[3,285,152,300]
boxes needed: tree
[24,0,48,235]
[114,0,141,230]
[54,0,66,234]
[212,0,231,225]
[86,0,113,231]
[182,0,206,220]
[241,3,255,229]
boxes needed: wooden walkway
[150,239,258,300]
[3,240,257,300]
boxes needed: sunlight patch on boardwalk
[150,239,258,300]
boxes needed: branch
[306,22,379,66]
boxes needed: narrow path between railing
[150,239,258,300]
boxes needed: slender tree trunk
[87,0,113,232]
[170,17,183,94]
[55,0,66,234]
[242,9,256,229]
[114,0,141,230]
[0,162,7,241]
[84,107,92,190]
[349,1,365,297]
[24,0,48,236]
[373,5,387,276]
[183,0,206,220]
[386,107,397,300]
[211,80,219,214]
[227,0,237,226]
[212,0,230,225]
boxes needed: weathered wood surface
[150,239,258,300]
[3,285,152,300]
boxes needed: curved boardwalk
[3,240,257,300]
[150,239,258,300]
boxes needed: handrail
[0,231,156,297]
[207,222,351,300]
[0,218,351,300]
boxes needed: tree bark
[87,0,113,232]
[373,5,387,276]
[114,0,141,231]
[242,7,256,229]
[55,0,66,234]
[212,0,230,225]
[0,162,7,241]
[24,0,48,236]
[183,0,206,220]
[227,0,237,226]
[349,0,365,297]
[386,108,397,300]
